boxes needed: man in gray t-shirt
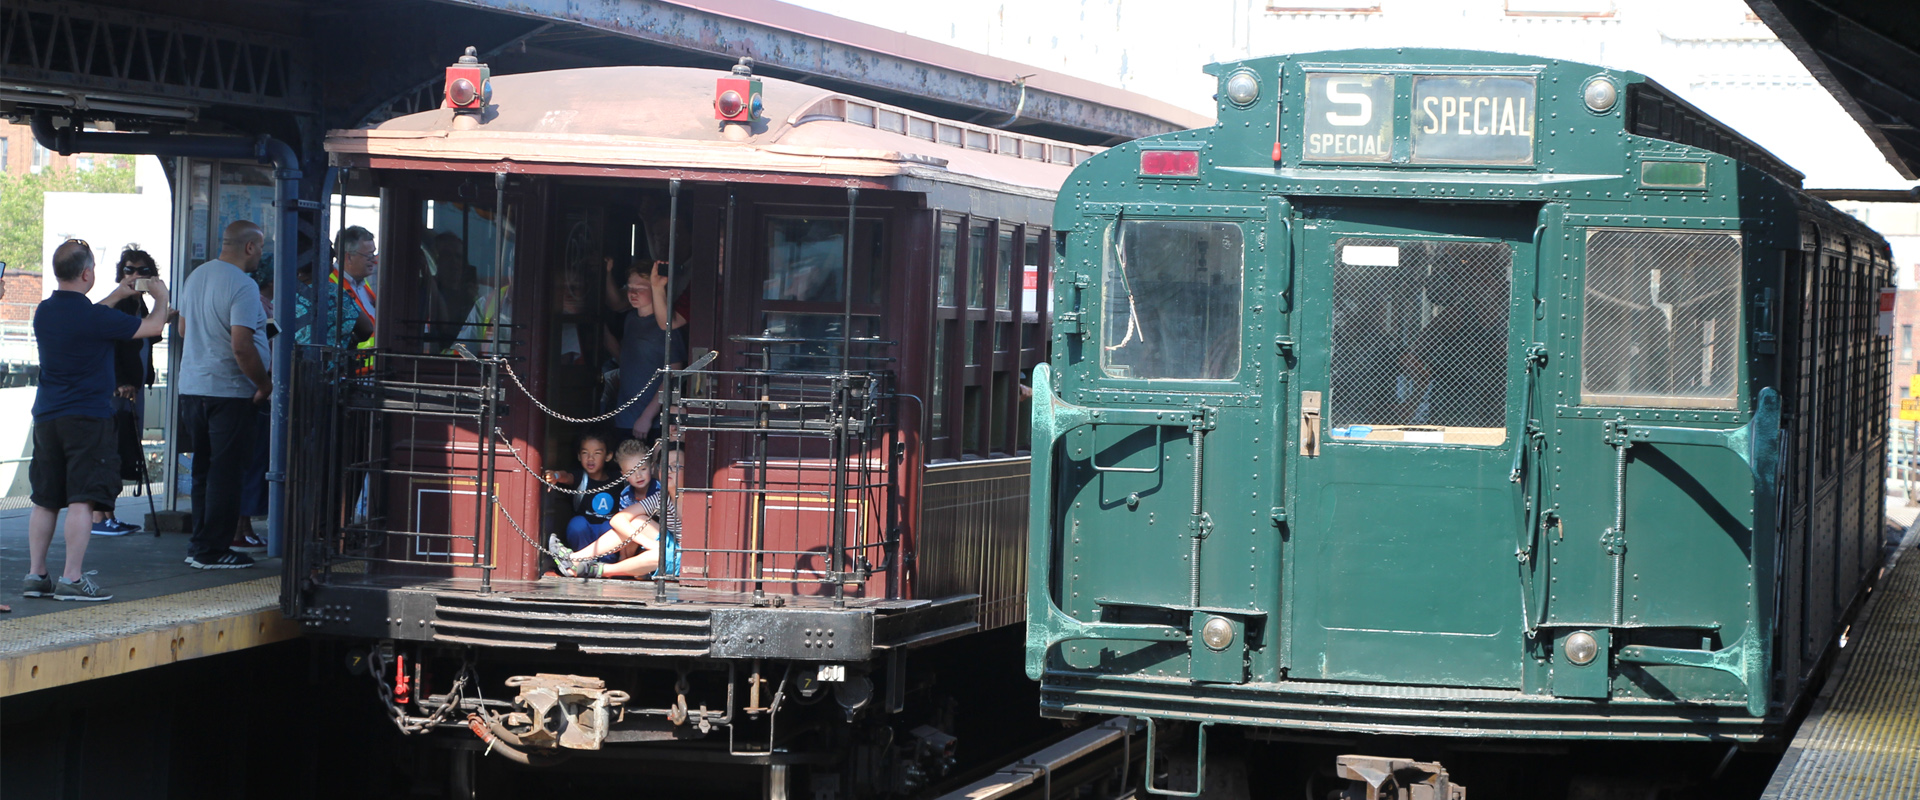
[177,220,271,569]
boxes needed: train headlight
[1563,631,1600,666]
[1583,76,1619,114]
[1200,616,1235,651]
[1224,69,1260,107]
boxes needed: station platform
[0,492,298,697]
[1762,502,1920,800]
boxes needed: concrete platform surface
[0,491,296,697]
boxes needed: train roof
[324,65,1095,198]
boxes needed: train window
[968,221,991,309]
[414,199,517,355]
[1100,220,1244,381]
[996,230,1016,312]
[1581,230,1741,410]
[1328,238,1511,444]
[762,217,884,304]
[758,312,881,372]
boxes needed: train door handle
[1300,391,1322,457]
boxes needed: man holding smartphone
[21,240,171,603]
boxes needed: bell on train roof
[715,56,762,141]
[445,45,492,129]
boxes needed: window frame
[1576,227,1745,412]
[925,212,1049,462]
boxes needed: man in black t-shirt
[23,240,172,603]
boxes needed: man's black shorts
[30,415,122,510]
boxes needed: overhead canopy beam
[1748,0,1920,180]
[430,0,1209,145]
[0,0,315,117]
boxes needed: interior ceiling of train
[0,0,1199,149]
[1749,0,1920,183]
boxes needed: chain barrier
[499,358,663,425]
[494,428,656,497]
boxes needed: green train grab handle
[1609,386,1781,718]
[1025,364,1190,681]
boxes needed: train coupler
[504,673,631,750]
[1334,755,1466,800]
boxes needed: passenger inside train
[546,438,682,579]
[545,429,622,565]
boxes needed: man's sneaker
[92,517,141,536]
[231,529,268,554]
[187,551,256,570]
[53,575,113,602]
[22,574,52,598]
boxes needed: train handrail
[1025,364,1190,681]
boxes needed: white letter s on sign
[1325,79,1373,127]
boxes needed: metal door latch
[1300,391,1322,457]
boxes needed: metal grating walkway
[1763,531,1920,799]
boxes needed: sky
[783,0,1914,190]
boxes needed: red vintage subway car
[283,55,1088,794]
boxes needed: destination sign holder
[1290,64,1547,171]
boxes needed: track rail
[933,717,1139,800]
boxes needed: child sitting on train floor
[548,430,622,564]
[546,438,681,580]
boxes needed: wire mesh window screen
[1329,238,1512,443]
[1581,230,1741,409]
[1100,220,1243,380]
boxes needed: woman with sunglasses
[86,247,165,536]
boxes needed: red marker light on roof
[715,57,761,123]
[448,78,478,107]
[443,46,490,115]
[716,90,746,119]
[1140,150,1199,177]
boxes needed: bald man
[22,239,172,603]
[176,220,271,569]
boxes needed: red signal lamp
[1140,150,1199,177]
[445,46,491,114]
[715,57,762,123]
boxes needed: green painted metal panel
[1031,47,1884,741]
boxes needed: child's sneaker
[53,575,113,602]
[22,573,52,598]
[547,535,579,577]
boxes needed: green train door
[1036,203,1278,685]
[1284,208,1534,688]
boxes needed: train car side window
[414,199,517,355]
[1328,238,1511,445]
[1100,220,1244,381]
[1581,229,1741,410]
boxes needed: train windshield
[1099,219,1243,380]
[1328,238,1511,444]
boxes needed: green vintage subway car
[1025,49,1891,746]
